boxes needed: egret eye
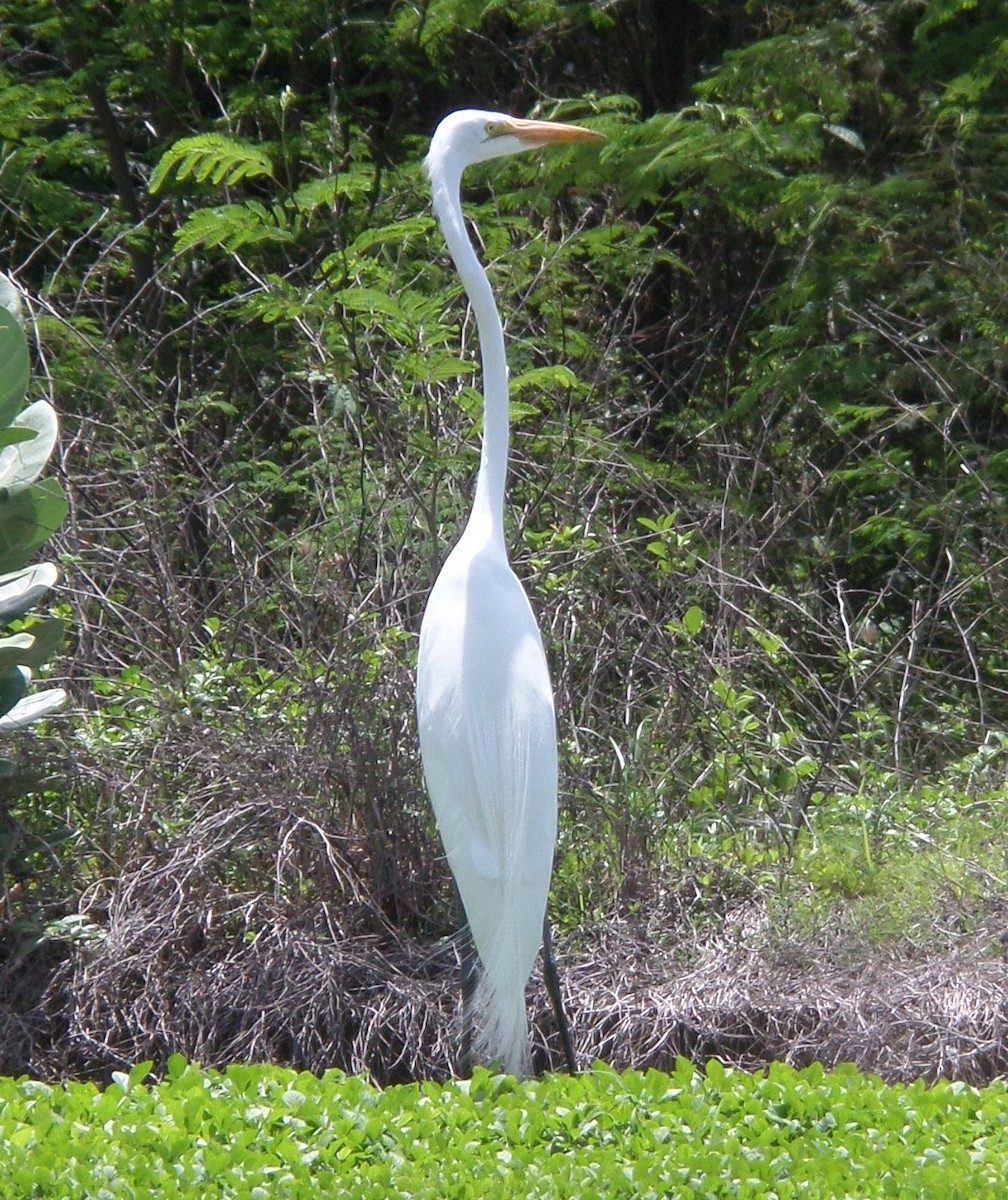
[484,121,501,139]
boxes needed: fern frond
[291,172,372,215]
[150,134,274,193]
[174,203,294,253]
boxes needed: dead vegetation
[566,918,1008,1086]
[3,809,1006,1088]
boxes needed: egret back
[417,529,557,1076]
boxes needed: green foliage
[0,282,68,924]
[394,0,606,57]
[0,300,66,733]
[800,775,1005,923]
[0,310,30,427]
[556,0,1008,839]
[78,628,312,763]
[149,134,275,192]
[3,0,1008,962]
[1,1059,1006,1197]
[0,479,66,576]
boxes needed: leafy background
[0,0,1006,1081]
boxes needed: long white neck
[429,160,508,548]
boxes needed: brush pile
[2,805,1005,1086]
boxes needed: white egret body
[417,110,601,1076]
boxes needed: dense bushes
[0,0,1006,935]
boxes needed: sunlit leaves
[0,479,67,577]
[0,292,66,742]
[0,563,59,623]
[0,400,59,491]
[172,203,296,254]
[1,1060,1006,1197]
[0,309,30,430]
[149,134,275,193]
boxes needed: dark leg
[457,906,479,1077]
[542,912,577,1074]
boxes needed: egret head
[425,108,602,179]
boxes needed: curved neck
[430,162,508,547]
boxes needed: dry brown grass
[565,917,1008,1086]
[3,825,1006,1087]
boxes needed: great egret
[416,109,602,1076]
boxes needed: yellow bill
[492,116,603,146]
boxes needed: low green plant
[2,1058,1006,1198]
[773,732,1008,956]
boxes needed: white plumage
[416,109,601,1075]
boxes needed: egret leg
[457,919,479,1077]
[542,913,577,1074]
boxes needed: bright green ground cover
[1,1059,1005,1198]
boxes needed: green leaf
[683,605,704,637]
[15,617,64,669]
[0,427,37,449]
[401,353,470,384]
[333,287,406,321]
[348,216,436,256]
[748,625,786,661]
[149,133,274,193]
[507,400,542,426]
[510,364,580,395]
[0,665,27,719]
[174,203,294,254]
[0,563,58,623]
[0,478,68,575]
[291,172,373,214]
[0,308,30,430]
